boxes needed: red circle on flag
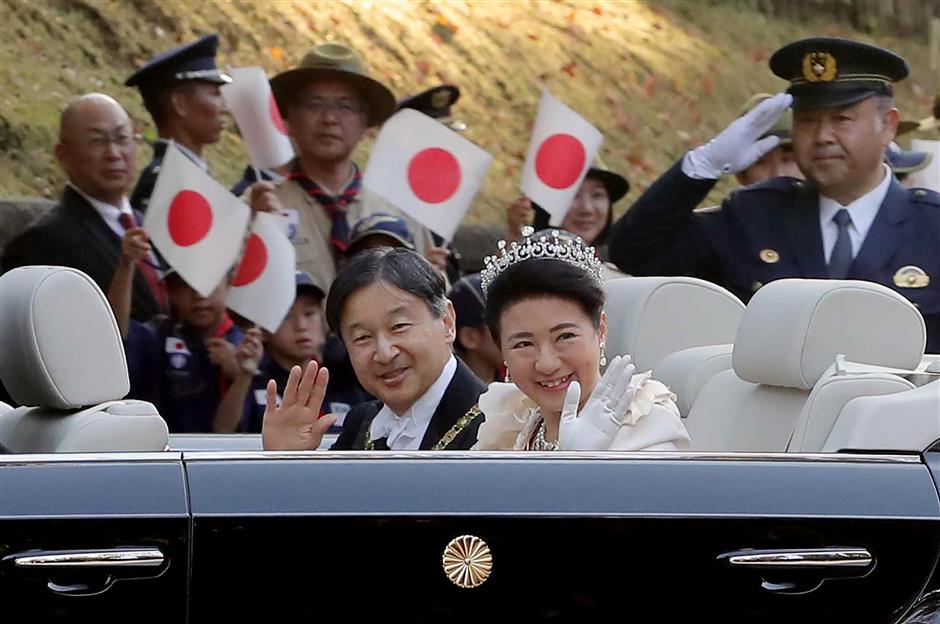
[534,133,586,189]
[167,190,213,247]
[232,233,268,287]
[407,147,461,204]
[269,94,287,135]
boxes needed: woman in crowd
[505,166,629,261]
[472,227,689,451]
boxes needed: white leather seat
[604,277,745,372]
[822,380,940,452]
[685,279,926,452]
[0,266,168,453]
[654,344,734,417]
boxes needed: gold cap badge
[760,249,780,264]
[802,52,837,82]
[442,535,492,588]
[893,265,930,288]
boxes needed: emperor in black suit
[2,187,163,323]
[332,358,485,450]
[262,248,487,452]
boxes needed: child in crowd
[448,273,504,383]
[109,226,259,432]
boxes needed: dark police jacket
[2,185,162,322]
[130,140,209,213]
[331,359,486,451]
[609,158,940,353]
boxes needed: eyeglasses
[82,131,142,151]
[297,98,366,117]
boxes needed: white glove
[682,92,793,180]
[558,355,639,451]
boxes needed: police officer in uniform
[125,34,231,212]
[609,37,940,353]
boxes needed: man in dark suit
[2,93,166,322]
[609,38,940,353]
[262,248,485,451]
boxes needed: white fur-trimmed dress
[472,372,691,451]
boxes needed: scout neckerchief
[287,159,363,262]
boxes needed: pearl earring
[503,361,511,383]
[599,341,607,368]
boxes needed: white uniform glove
[682,92,793,180]
[558,355,639,451]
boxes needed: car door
[184,448,939,622]
[0,452,190,622]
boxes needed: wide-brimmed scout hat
[270,42,396,127]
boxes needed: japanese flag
[362,109,493,240]
[221,66,294,169]
[226,212,296,333]
[520,91,603,226]
[143,143,251,297]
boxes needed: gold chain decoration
[433,405,481,450]
[364,404,482,451]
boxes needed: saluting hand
[684,92,793,179]
[121,227,152,266]
[262,361,336,451]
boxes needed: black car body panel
[3,450,939,622]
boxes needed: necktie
[118,212,168,313]
[828,208,853,279]
[288,160,362,262]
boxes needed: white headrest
[0,266,129,409]
[605,277,745,371]
[733,279,926,389]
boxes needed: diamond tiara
[480,226,604,296]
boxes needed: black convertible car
[1,267,938,622]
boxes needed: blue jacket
[609,158,940,353]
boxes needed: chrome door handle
[722,548,872,569]
[717,548,875,595]
[10,548,164,569]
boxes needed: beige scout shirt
[273,178,436,292]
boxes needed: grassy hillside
[1,0,937,223]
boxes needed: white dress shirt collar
[67,182,133,239]
[369,355,458,450]
[157,139,208,172]
[818,163,892,262]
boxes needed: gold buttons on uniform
[759,249,780,264]
[893,265,930,288]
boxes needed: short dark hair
[325,247,447,337]
[484,259,605,343]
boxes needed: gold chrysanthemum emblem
[442,535,492,588]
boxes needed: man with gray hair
[2,93,166,321]
[262,248,486,451]
[610,37,940,353]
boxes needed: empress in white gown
[472,372,691,451]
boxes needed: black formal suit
[609,159,940,353]
[2,185,163,322]
[332,359,486,450]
